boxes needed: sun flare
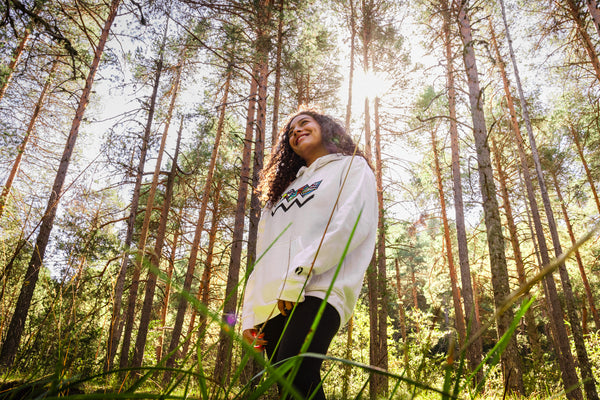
[352,69,392,101]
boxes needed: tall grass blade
[281,209,363,399]
[298,352,456,398]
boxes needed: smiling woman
[288,114,330,166]
[241,108,378,399]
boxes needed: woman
[241,109,377,399]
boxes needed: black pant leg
[261,296,340,400]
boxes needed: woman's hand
[277,299,295,316]
[243,328,266,351]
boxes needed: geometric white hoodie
[241,153,378,331]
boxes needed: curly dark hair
[258,108,369,206]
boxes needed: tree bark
[126,45,183,370]
[550,168,600,329]
[212,64,259,384]
[197,180,222,352]
[245,57,269,289]
[457,1,524,394]
[0,0,121,369]
[156,221,180,363]
[362,74,380,400]
[345,0,357,132]
[181,183,222,359]
[499,1,597,397]
[0,59,57,220]
[373,96,388,388]
[489,22,545,366]
[489,16,579,394]
[108,25,167,372]
[341,317,354,398]
[132,105,184,369]
[239,38,270,389]
[0,18,33,102]
[491,138,543,364]
[215,3,271,385]
[163,65,234,380]
[182,71,231,359]
[366,257,379,398]
[270,0,284,146]
[440,0,482,374]
[430,125,466,345]
[394,259,408,341]
[360,12,379,391]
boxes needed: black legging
[260,296,341,400]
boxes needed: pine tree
[0,0,121,369]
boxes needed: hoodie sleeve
[276,156,378,302]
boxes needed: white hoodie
[241,153,378,331]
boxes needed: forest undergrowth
[1,278,598,400]
[1,222,599,399]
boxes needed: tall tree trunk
[440,0,482,374]
[410,264,418,310]
[361,15,379,393]
[156,222,180,363]
[125,46,183,370]
[183,84,230,360]
[216,4,271,385]
[394,259,410,376]
[0,19,33,102]
[196,180,222,352]
[394,259,408,341]
[490,14,578,388]
[571,126,600,215]
[340,317,354,398]
[132,109,183,369]
[564,0,600,82]
[491,138,543,364]
[489,21,544,368]
[0,59,57,220]
[364,101,380,400]
[499,2,598,397]
[0,0,121,369]
[270,0,284,146]
[430,125,467,345]
[550,169,600,329]
[163,66,233,380]
[212,65,258,384]
[108,25,167,371]
[514,121,579,398]
[240,36,270,388]
[246,58,269,289]
[366,257,379,398]
[345,0,357,132]
[456,1,524,394]
[373,97,388,390]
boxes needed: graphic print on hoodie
[271,180,323,216]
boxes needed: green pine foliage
[1,0,600,398]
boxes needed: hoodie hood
[296,153,343,178]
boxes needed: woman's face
[288,114,331,166]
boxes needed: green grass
[2,208,597,399]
